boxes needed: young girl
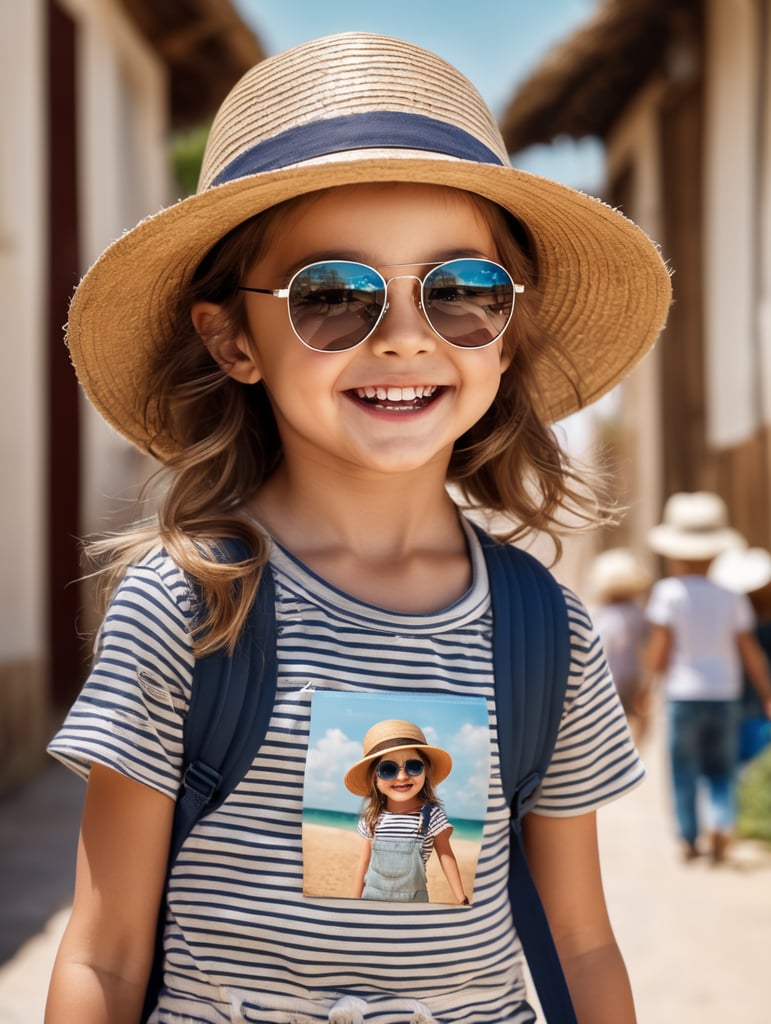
[46,31,671,1024]
[345,719,467,905]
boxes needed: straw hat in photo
[646,492,746,561]
[587,547,652,602]
[709,547,771,595]
[66,32,672,463]
[344,719,452,797]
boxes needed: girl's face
[203,183,512,480]
[374,748,427,810]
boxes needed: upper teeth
[356,385,437,401]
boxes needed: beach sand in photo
[302,822,480,904]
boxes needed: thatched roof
[118,0,266,127]
[500,0,700,153]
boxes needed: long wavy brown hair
[87,185,614,654]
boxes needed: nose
[368,275,437,356]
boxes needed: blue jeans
[667,700,740,844]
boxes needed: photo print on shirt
[302,689,489,905]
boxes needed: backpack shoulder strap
[170,543,277,862]
[143,541,277,1022]
[417,802,432,837]
[474,523,578,1024]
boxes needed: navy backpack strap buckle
[181,761,221,807]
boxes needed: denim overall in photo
[362,805,432,902]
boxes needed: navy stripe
[211,111,504,186]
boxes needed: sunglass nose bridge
[381,273,425,315]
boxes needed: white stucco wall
[0,0,173,622]
[56,0,170,542]
[0,1,46,662]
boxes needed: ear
[499,345,513,374]
[191,301,263,384]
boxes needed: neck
[386,798,423,814]
[252,459,463,562]
[249,458,473,613]
[669,558,713,576]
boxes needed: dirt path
[1,709,769,1023]
[596,704,771,1023]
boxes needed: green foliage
[737,742,771,843]
[169,124,211,197]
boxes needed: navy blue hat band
[211,111,505,187]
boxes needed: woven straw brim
[67,156,671,461]
[344,740,453,797]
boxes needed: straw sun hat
[646,492,746,561]
[67,32,672,462]
[344,719,452,797]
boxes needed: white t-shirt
[49,521,644,1024]
[645,575,754,700]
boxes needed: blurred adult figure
[587,548,652,744]
[710,546,771,763]
[645,492,771,864]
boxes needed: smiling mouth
[350,385,444,411]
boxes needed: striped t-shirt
[49,521,644,1024]
[357,804,450,864]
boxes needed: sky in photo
[305,690,491,820]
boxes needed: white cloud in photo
[304,727,361,809]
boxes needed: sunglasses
[239,258,523,352]
[375,758,426,781]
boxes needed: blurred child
[710,547,771,762]
[587,548,652,743]
[645,492,771,864]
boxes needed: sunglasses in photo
[375,758,426,781]
[239,258,523,352]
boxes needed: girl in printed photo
[345,720,468,905]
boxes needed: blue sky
[304,690,491,820]
[234,0,605,191]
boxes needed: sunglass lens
[423,258,514,348]
[376,759,425,781]
[288,261,385,351]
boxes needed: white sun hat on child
[647,492,746,561]
[709,547,771,594]
[587,548,652,603]
[66,32,672,463]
